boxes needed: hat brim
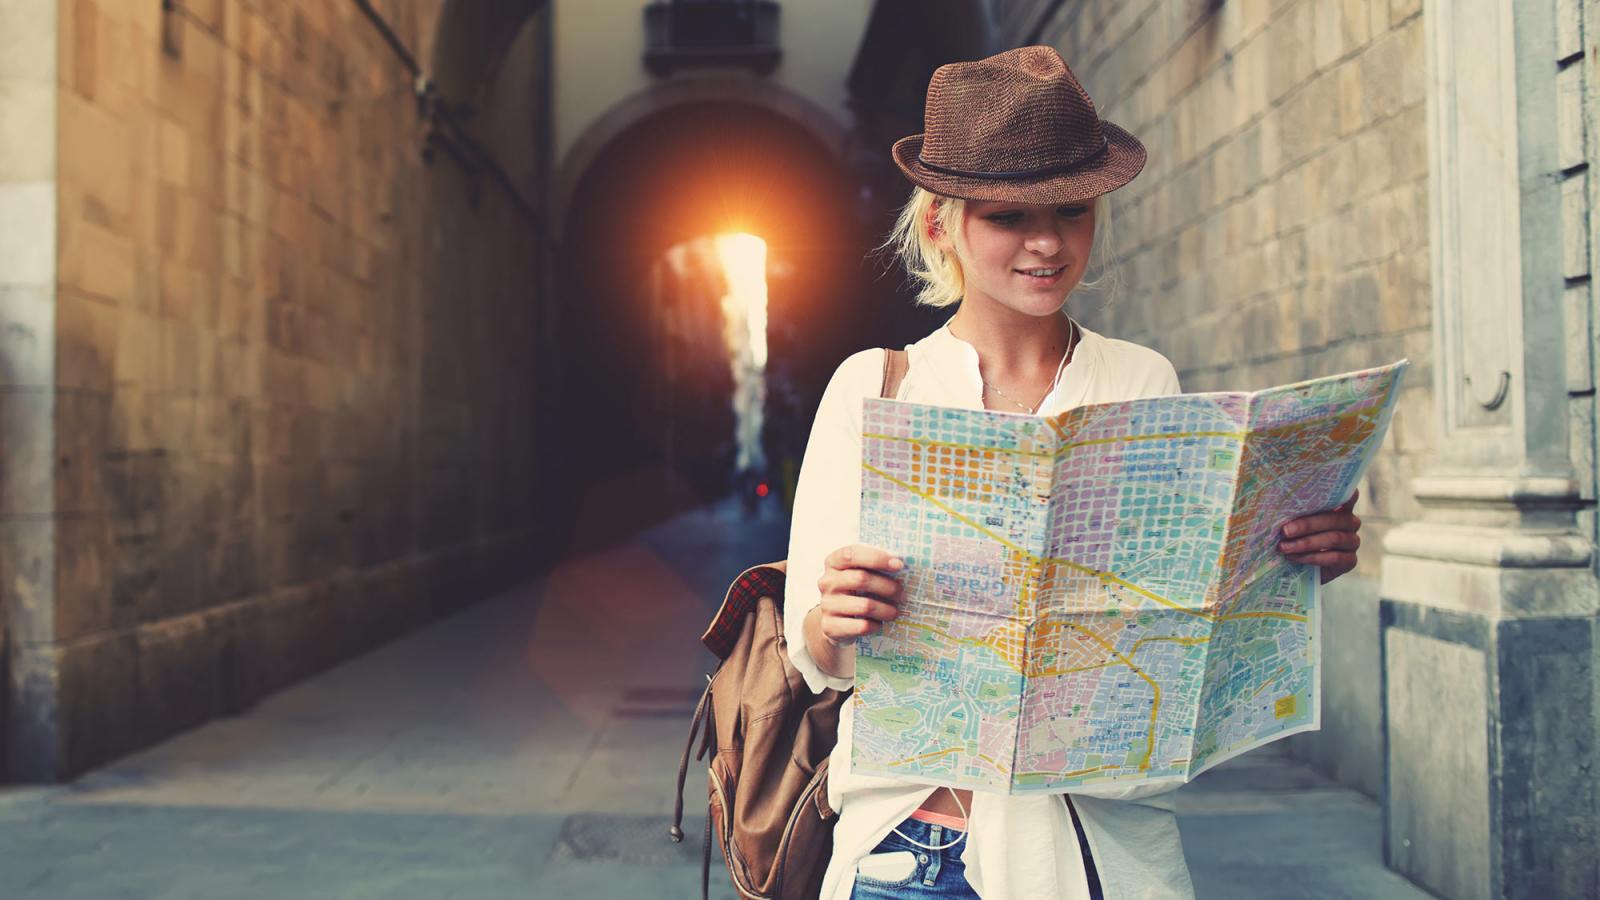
[891,120,1148,203]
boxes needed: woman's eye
[985,207,1086,224]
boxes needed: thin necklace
[982,320,1079,414]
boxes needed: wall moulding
[1383,523,1591,570]
[1402,473,1593,529]
[1426,0,1524,443]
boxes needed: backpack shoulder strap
[881,348,909,399]
[694,348,907,660]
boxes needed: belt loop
[922,824,944,885]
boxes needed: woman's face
[944,198,1097,317]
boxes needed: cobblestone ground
[0,500,1433,899]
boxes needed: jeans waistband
[889,815,968,859]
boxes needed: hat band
[916,136,1109,181]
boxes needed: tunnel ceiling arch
[554,76,851,244]
[555,93,886,489]
[560,94,859,266]
[430,0,545,106]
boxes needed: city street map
[852,361,1407,793]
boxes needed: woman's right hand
[816,544,906,646]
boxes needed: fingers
[823,544,904,575]
[1281,510,1360,542]
[1280,510,1361,582]
[819,543,905,602]
[820,592,901,623]
[817,593,900,645]
[821,614,885,644]
[1279,529,1360,555]
[818,544,906,646]
[1283,489,1362,540]
[819,566,903,601]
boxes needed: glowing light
[715,233,768,368]
[756,482,770,497]
[715,232,769,477]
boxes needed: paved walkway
[0,500,1434,899]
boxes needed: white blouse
[784,316,1197,900]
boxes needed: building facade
[989,1,1597,897]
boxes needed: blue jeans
[849,818,979,899]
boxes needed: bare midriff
[917,787,973,824]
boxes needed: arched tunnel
[559,97,890,523]
[416,0,944,551]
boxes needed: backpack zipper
[770,764,831,899]
[709,764,773,899]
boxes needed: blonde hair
[886,188,1118,309]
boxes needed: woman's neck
[946,301,1076,379]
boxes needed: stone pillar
[1380,1,1599,898]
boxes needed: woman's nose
[1025,226,1063,255]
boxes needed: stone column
[1380,1,1599,898]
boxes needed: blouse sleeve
[1141,348,1182,398]
[783,349,883,695]
[1155,356,1182,396]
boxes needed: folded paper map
[852,361,1408,793]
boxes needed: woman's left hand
[1278,490,1362,584]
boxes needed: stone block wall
[1031,0,1432,797]
[3,0,545,780]
[0,0,61,778]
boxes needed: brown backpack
[668,349,908,900]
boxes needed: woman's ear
[925,201,951,252]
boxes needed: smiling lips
[1016,265,1067,282]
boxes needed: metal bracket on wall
[353,0,542,230]
[1465,371,1512,411]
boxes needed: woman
[783,47,1362,899]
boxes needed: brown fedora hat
[892,46,1147,203]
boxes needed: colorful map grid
[852,361,1407,793]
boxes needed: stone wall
[0,0,60,779]
[3,0,546,780]
[1032,0,1431,797]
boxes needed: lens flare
[716,233,769,477]
[715,233,768,369]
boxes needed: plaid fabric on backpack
[699,566,786,659]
